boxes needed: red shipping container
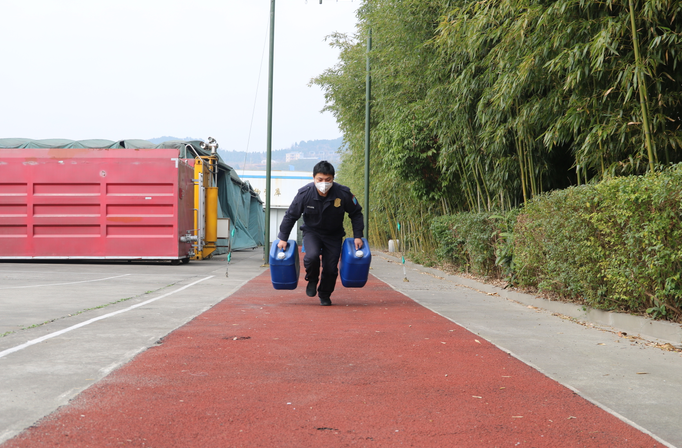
[0,147,195,261]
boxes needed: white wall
[238,170,312,208]
[238,171,311,246]
[268,206,298,245]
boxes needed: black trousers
[302,231,343,298]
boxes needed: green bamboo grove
[313,0,682,253]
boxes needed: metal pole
[264,0,276,264]
[363,28,371,238]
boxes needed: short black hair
[313,160,335,177]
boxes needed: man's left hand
[354,238,363,250]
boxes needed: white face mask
[315,181,333,194]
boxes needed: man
[277,160,364,306]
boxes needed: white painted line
[0,276,214,360]
[1,274,132,290]
[0,270,126,275]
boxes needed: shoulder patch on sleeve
[352,195,358,205]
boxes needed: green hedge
[432,164,682,321]
[515,165,682,319]
[431,211,518,278]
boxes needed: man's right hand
[277,240,288,250]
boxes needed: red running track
[4,272,659,447]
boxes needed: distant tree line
[147,137,343,171]
[218,138,343,171]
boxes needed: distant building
[311,150,340,161]
[286,152,304,162]
[239,170,312,245]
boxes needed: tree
[313,0,682,250]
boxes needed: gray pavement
[1,249,681,447]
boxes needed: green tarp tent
[0,138,265,252]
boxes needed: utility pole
[264,0,276,264]
[265,0,366,260]
[364,28,371,238]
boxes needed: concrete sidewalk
[370,251,682,447]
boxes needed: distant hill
[286,137,343,154]
[147,136,203,144]
[145,136,345,172]
[218,137,344,171]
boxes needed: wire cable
[242,14,271,177]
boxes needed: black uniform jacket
[277,182,364,241]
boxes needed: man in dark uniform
[277,160,364,306]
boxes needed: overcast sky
[1,0,360,152]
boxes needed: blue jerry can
[340,237,372,288]
[270,239,300,290]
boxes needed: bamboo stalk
[628,0,656,172]
[600,140,605,178]
[476,161,492,212]
[523,140,538,196]
[516,135,528,204]
[459,155,476,210]
[577,164,581,186]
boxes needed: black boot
[306,278,318,298]
[319,293,332,306]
